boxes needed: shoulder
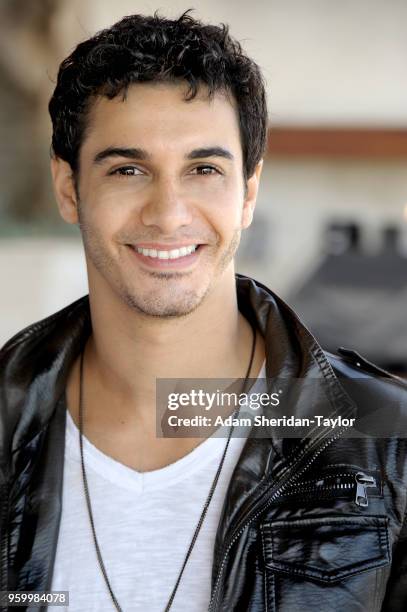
[325,346,407,432]
[0,296,91,461]
[326,346,406,390]
[327,346,406,384]
[0,295,90,373]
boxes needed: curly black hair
[48,11,268,181]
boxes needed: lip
[127,244,204,270]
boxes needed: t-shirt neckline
[64,359,266,492]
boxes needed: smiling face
[52,82,262,318]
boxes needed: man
[1,11,407,612]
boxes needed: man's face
[55,82,261,317]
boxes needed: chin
[119,284,210,318]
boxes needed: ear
[241,159,263,229]
[50,157,79,225]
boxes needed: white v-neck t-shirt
[50,361,266,611]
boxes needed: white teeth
[136,245,197,259]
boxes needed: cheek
[81,186,138,236]
[197,180,244,227]
[212,198,244,234]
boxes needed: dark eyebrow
[186,147,234,161]
[93,147,150,164]
[93,145,234,165]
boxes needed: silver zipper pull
[355,472,376,507]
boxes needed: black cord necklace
[78,324,257,612]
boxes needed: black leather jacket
[1,274,407,612]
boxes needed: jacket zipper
[208,426,351,612]
[280,470,377,507]
[354,472,376,506]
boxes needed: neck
[83,267,262,417]
[65,267,266,470]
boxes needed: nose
[140,176,193,234]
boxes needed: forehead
[81,82,242,157]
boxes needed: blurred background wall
[1,0,407,373]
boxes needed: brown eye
[191,165,220,176]
[111,166,143,176]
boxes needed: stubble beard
[78,205,241,319]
